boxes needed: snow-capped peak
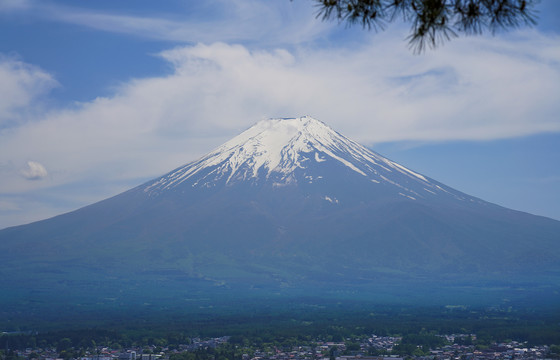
[144,116,474,203]
[214,116,330,179]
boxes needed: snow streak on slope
[144,116,475,202]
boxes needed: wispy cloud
[0,56,57,127]
[7,0,331,46]
[21,161,48,180]
[155,32,560,143]
[0,0,32,11]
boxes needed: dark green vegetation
[2,304,560,354]
[315,0,537,52]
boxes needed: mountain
[1,116,559,318]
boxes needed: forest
[2,302,560,354]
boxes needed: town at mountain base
[1,116,559,316]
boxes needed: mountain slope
[1,116,559,312]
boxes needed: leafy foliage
[314,0,537,52]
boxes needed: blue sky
[0,0,559,229]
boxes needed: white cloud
[21,161,48,180]
[0,56,58,126]
[0,199,20,212]
[15,0,330,46]
[0,0,31,11]
[154,33,560,143]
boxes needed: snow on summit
[144,116,476,202]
